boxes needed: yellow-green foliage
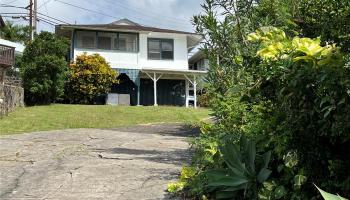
[247,27,338,65]
[66,53,117,104]
[167,166,196,194]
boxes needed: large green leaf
[244,137,256,173]
[262,151,271,169]
[257,168,272,183]
[220,143,245,175]
[207,175,249,187]
[315,185,348,200]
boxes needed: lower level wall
[0,84,24,117]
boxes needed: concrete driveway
[0,124,198,200]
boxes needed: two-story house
[56,19,206,108]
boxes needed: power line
[37,16,58,25]
[54,0,192,30]
[101,0,190,26]
[0,4,27,9]
[54,0,117,19]
[38,0,52,9]
[2,14,63,25]
[0,4,70,24]
[37,12,69,24]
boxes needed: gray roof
[56,18,200,36]
[56,18,203,51]
[110,18,140,26]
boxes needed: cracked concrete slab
[0,124,198,200]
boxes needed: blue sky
[0,0,203,32]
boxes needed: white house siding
[73,32,189,70]
[74,49,140,69]
[139,32,189,70]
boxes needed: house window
[76,31,96,49]
[114,33,138,52]
[148,38,174,60]
[76,31,138,52]
[97,32,114,50]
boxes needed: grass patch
[0,104,211,135]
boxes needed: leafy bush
[167,166,196,194]
[170,0,350,198]
[205,136,272,199]
[65,53,117,104]
[198,92,210,107]
[20,32,69,105]
[249,27,349,198]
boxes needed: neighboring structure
[0,14,25,84]
[189,50,209,71]
[56,18,206,108]
[0,16,24,117]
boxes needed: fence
[0,44,15,67]
[0,84,24,117]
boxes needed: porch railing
[0,44,15,67]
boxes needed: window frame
[147,38,174,60]
[74,30,139,53]
[75,31,96,49]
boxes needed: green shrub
[65,53,117,104]
[167,166,196,194]
[205,136,272,200]
[249,27,350,198]
[171,0,350,199]
[198,92,210,107]
[20,32,69,105]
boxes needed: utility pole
[28,0,37,41]
[29,0,33,40]
[33,0,37,35]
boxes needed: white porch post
[153,72,158,106]
[193,75,197,109]
[185,80,189,107]
[145,72,162,107]
[184,74,198,109]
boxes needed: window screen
[97,32,114,50]
[114,33,137,52]
[161,40,174,60]
[148,39,161,59]
[76,31,137,52]
[148,38,174,60]
[76,31,96,49]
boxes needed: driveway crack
[0,167,26,198]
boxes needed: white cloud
[0,0,203,32]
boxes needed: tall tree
[0,21,30,43]
[20,32,69,105]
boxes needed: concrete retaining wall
[0,84,24,117]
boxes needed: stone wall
[0,84,24,117]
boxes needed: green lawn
[0,104,210,135]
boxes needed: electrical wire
[0,4,70,24]
[54,0,192,30]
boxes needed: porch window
[76,31,138,52]
[113,33,138,52]
[97,32,114,50]
[76,31,96,49]
[147,38,174,60]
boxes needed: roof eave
[56,24,202,36]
